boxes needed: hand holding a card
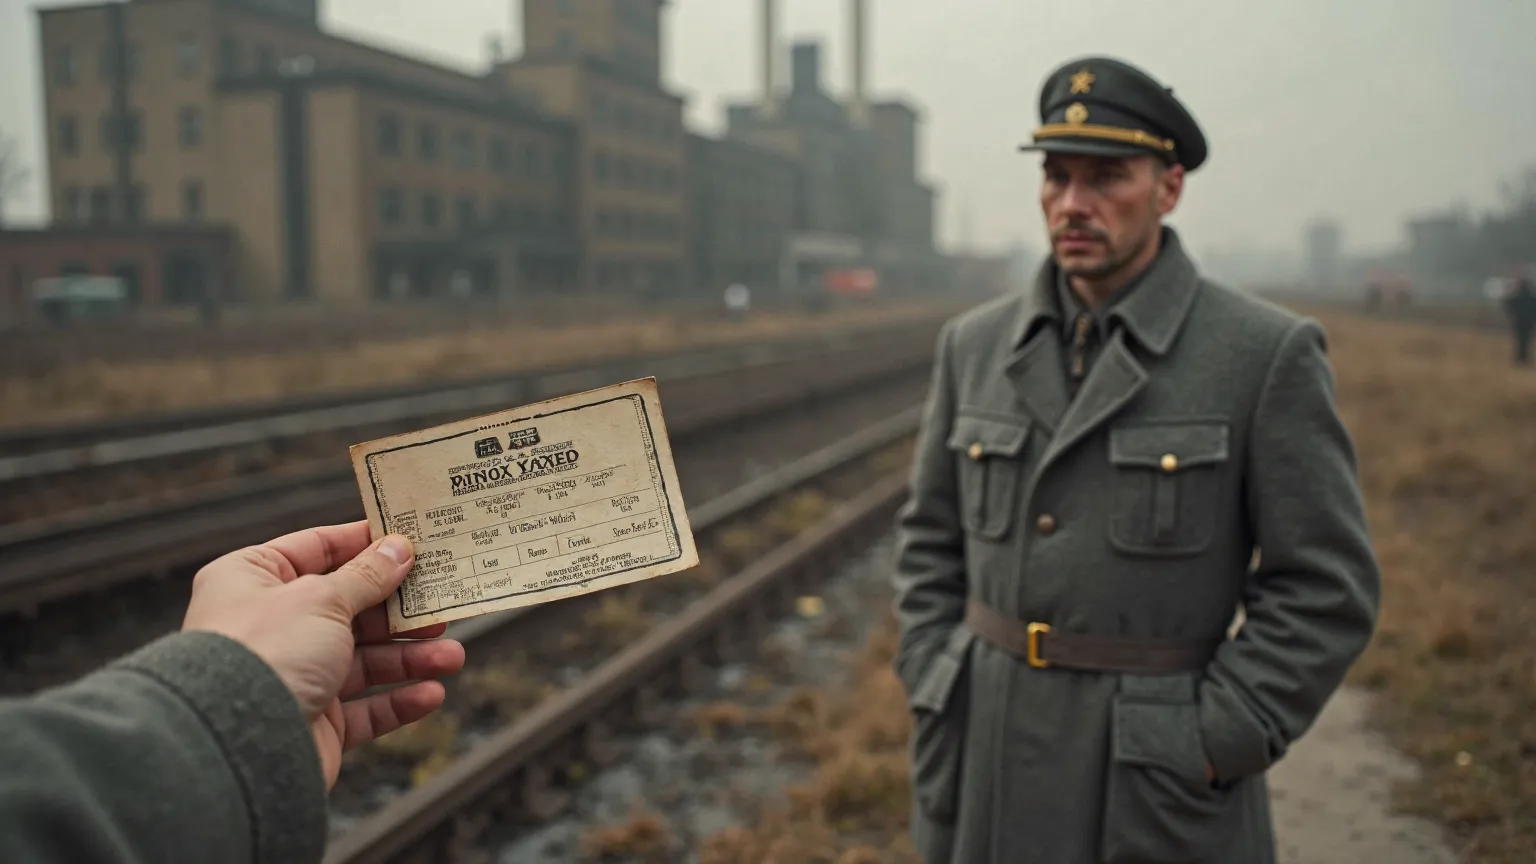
[182,521,467,788]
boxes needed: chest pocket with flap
[946,412,1032,542]
[1108,421,1230,557]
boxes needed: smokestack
[760,0,780,118]
[849,0,868,127]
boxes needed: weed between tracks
[576,613,919,864]
[2,302,953,427]
[328,439,916,823]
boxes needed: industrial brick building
[13,0,944,317]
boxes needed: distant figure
[1503,277,1536,365]
[723,283,751,318]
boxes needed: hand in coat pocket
[1099,696,1238,864]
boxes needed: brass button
[1035,513,1057,535]
[968,442,984,461]
[1160,453,1178,473]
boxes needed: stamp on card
[348,377,698,634]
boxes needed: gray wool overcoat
[892,228,1381,864]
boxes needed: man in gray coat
[893,56,1381,864]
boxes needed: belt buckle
[1027,622,1052,669]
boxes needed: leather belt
[964,598,1220,674]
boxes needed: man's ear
[1156,162,1185,217]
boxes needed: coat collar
[1009,225,1201,358]
[1002,226,1202,452]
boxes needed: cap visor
[1018,138,1156,160]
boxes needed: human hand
[182,521,466,788]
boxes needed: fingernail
[379,535,412,565]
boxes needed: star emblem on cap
[1069,68,1096,94]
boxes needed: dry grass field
[670,308,1536,862]
[0,300,958,428]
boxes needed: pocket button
[1035,513,1057,535]
[968,442,984,461]
[1160,453,1178,472]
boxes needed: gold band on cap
[1033,122,1175,152]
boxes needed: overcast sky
[3,0,1534,260]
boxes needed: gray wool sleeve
[0,630,328,864]
[1198,318,1383,782]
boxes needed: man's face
[1040,152,1184,281]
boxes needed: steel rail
[0,316,945,470]
[322,417,917,864]
[0,339,934,615]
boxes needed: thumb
[326,534,415,618]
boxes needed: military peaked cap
[1019,56,1208,172]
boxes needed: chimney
[849,0,868,127]
[760,0,780,117]
[791,41,820,93]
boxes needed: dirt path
[1268,686,1459,864]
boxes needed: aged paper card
[349,377,698,634]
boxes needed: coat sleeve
[0,631,328,864]
[1198,317,1382,782]
[892,318,968,700]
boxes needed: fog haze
[4,0,1534,263]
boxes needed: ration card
[348,377,698,634]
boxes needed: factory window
[58,115,78,156]
[110,262,142,304]
[593,151,610,185]
[178,106,203,149]
[421,193,442,228]
[452,130,476,168]
[62,186,81,221]
[522,142,541,178]
[493,199,514,223]
[556,0,573,13]
[219,37,240,76]
[614,102,630,131]
[176,36,200,77]
[456,197,477,230]
[100,111,142,152]
[376,114,402,156]
[55,46,77,86]
[88,187,111,223]
[521,208,541,231]
[256,44,276,73]
[377,187,403,226]
[417,123,440,162]
[100,42,140,81]
[182,180,204,221]
[124,185,147,223]
[489,138,510,173]
[616,157,633,187]
[555,30,575,55]
[591,94,609,126]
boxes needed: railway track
[322,408,918,864]
[0,317,945,531]
[0,337,936,694]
